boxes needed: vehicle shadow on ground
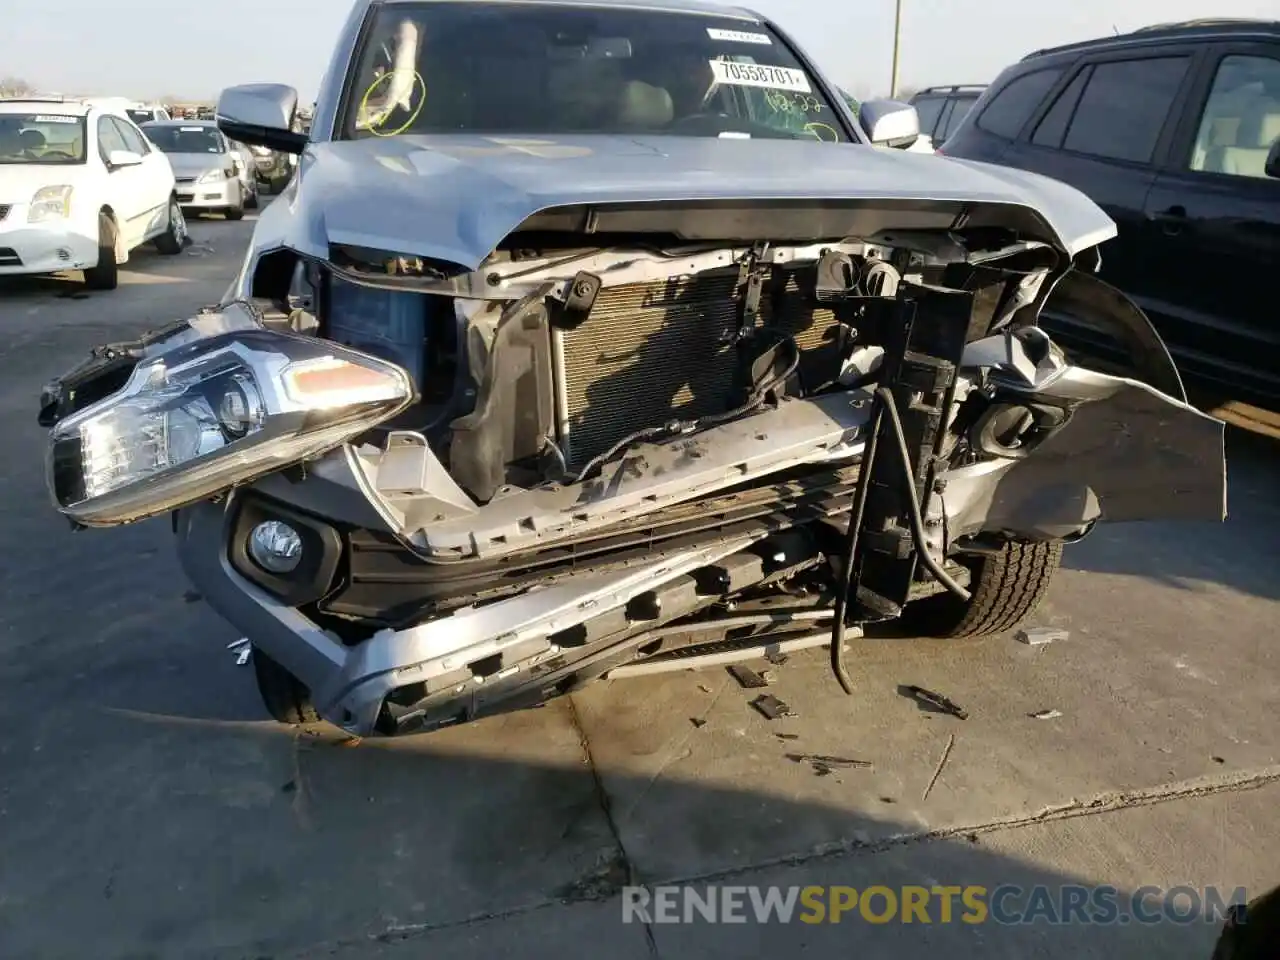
[0,689,1239,960]
[1058,425,1280,602]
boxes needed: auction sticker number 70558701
[709,60,812,93]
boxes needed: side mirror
[216,83,307,154]
[106,149,144,168]
[1266,137,1280,180]
[859,99,921,150]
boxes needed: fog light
[248,520,302,573]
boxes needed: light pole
[889,0,903,98]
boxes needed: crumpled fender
[1041,268,1186,402]
[940,328,1226,544]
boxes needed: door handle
[1150,205,1187,236]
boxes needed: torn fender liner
[942,367,1227,542]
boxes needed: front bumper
[174,178,237,209]
[0,214,99,275]
[176,498,769,736]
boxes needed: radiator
[554,267,844,473]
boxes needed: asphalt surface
[1,203,1278,959]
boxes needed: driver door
[95,116,148,248]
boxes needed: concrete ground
[0,204,1276,959]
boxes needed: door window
[1032,68,1089,147]
[96,115,129,163]
[912,96,946,138]
[975,67,1063,139]
[110,117,150,155]
[1188,54,1280,180]
[1059,57,1190,163]
[938,94,978,140]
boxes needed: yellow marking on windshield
[359,69,426,137]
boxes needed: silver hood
[276,134,1116,269]
[166,152,228,178]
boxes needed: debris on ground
[1016,627,1070,646]
[182,589,203,603]
[760,670,777,684]
[765,651,790,666]
[774,732,800,741]
[786,753,873,778]
[690,717,707,729]
[1029,709,1064,720]
[921,733,956,801]
[697,683,713,694]
[880,796,896,804]
[751,694,796,720]
[1212,756,1226,765]
[900,684,968,720]
[728,665,770,689]
[227,637,251,666]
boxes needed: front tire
[252,649,319,725]
[153,197,187,255]
[223,184,245,221]
[904,540,1064,639]
[244,181,258,209]
[82,211,119,290]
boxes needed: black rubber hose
[875,387,972,602]
[828,395,884,696]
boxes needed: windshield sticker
[33,115,78,124]
[709,60,811,93]
[707,28,772,44]
[180,126,205,132]
[718,131,752,139]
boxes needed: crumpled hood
[283,134,1117,269]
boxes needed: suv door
[1001,49,1203,302]
[95,115,148,247]
[1140,44,1280,406]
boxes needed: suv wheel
[903,540,1063,639]
[252,649,319,725]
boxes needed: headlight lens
[28,185,73,223]
[47,328,414,525]
[198,168,227,183]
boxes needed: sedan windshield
[0,114,87,164]
[142,125,225,154]
[340,2,849,142]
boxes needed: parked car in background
[0,97,185,289]
[225,138,261,208]
[908,84,985,147]
[124,103,171,125]
[940,19,1280,410]
[140,119,251,219]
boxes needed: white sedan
[0,98,187,290]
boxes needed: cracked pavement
[0,203,1277,959]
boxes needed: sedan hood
[166,153,226,178]
[285,134,1116,270]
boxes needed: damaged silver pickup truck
[38,0,1227,737]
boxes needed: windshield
[0,114,87,164]
[340,2,849,142]
[141,124,225,154]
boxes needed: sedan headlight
[198,168,228,183]
[28,185,73,223]
[47,329,415,526]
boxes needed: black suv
[941,20,1280,410]
[908,85,986,147]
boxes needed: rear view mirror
[1266,137,1280,179]
[216,83,307,154]
[859,99,920,149]
[106,150,144,168]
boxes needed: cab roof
[0,98,92,117]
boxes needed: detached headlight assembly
[47,329,415,526]
[28,185,73,222]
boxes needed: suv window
[110,117,150,155]
[96,115,129,161]
[912,96,947,137]
[976,67,1063,139]
[1032,68,1090,147]
[1189,54,1280,179]
[938,94,979,140]
[1060,57,1190,164]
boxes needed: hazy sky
[3,0,1278,101]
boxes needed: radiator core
[555,267,843,472]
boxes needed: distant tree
[0,76,35,98]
